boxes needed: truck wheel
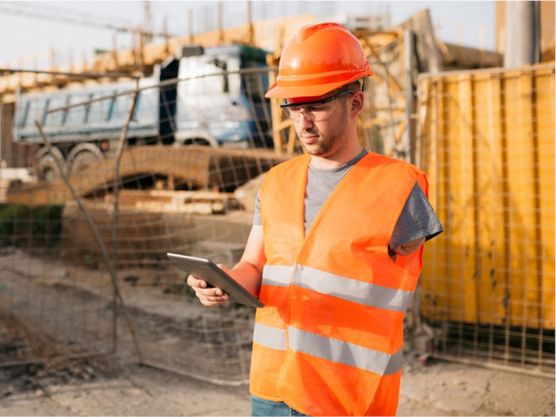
[35,147,65,182]
[184,138,211,146]
[67,144,104,176]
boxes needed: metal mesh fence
[417,64,555,376]
[0,205,117,366]
[1,55,553,386]
[1,66,285,384]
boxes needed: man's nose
[296,111,314,129]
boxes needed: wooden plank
[418,77,444,322]
[421,77,452,323]
[520,70,539,330]
[442,42,503,69]
[398,9,443,73]
[474,73,507,326]
[504,70,537,328]
[438,77,451,323]
[534,68,555,329]
[457,75,478,324]
[540,1,555,61]
[363,37,404,93]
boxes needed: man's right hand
[186,274,229,307]
[186,224,265,308]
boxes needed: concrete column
[504,1,540,68]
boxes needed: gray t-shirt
[253,149,443,248]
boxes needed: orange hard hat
[266,22,373,99]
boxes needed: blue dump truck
[13,44,273,181]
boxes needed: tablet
[167,252,264,308]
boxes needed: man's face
[286,92,352,158]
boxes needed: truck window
[110,90,133,125]
[16,100,30,129]
[88,90,112,125]
[65,94,89,127]
[24,97,47,129]
[44,95,67,128]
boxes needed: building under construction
[0,1,553,409]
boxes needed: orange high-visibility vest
[250,152,429,416]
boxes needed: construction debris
[233,174,264,213]
[0,168,34,204]
[6,145,287,206]
[103,190,239,215]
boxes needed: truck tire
[35,147,65,182]
[67,144,104,177]
[184,138,212,146]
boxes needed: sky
[0,1,496,68]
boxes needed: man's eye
[308,104,327,112]
[304,106,322,112]
[288,106,302,112]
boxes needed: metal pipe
[0,67,139,79]
[140,360,249,386]
[430,353,554,379]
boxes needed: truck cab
[173,44,272,149]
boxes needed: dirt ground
[0,250,554,416]
[0,354,553,416]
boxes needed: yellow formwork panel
[418,64,555,330]
[419,79,449,322]
[506,72,538,329]
[472,73,507,327]
[535,69,555,329]
[455,76,478,324]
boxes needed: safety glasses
[280,89,355,122]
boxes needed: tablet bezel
[167,252,264,308]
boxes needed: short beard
[298,104,348,157]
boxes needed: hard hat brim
[265,71,373,100]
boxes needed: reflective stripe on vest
[261,264,290,287]
[289,327,403,376]
[253,323,287,351]
[262,264,414,312]
[253,323,403,375]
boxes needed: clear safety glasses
[280,89,355,122]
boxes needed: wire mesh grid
[0,205,117,366]
[136,302,255,385]
[417,65,555,375]
[3,51,554,385]
[1,66,284,384]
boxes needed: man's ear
[350,91,364,117]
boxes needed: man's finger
[198,295,226,307]
[187,274,208,289]
[186,274,199,285]
[195,287,223,297]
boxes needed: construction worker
[187,22,443,416]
